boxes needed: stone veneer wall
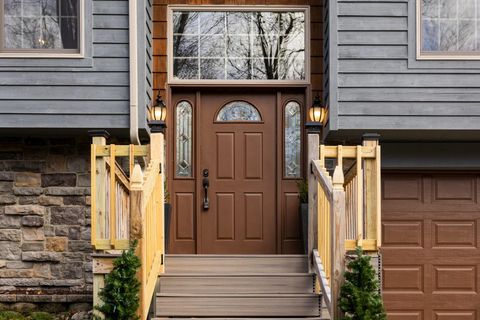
[0,137,92,305]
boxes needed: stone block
[68,226,81,240]
[22,252,62,262]
[85,196,91,206]
[24,148,48,160]
[0,182,13,193]
[0,216,21,229]
[46,237,68,252]
[13,187,43,196]
[21,216,44,227]
[5,261,33,269]
[23,227,45,241]
[0,195,16,205]
[63,196,85,206]
[67,157,87,173]
[45,187,84,196]
[68,241,91,252]
[77,174,90,187]
[0,230,21,241]
[10,302,37,313]
[38,195,63,206]
[4,205,44,215]
[45,154,66,173]
[0,269,34,278]
[51,263,83,279]
[21,242,44,251]
[14,172,41,187]
[41,173,76,187]
[0,278,40,286]
[3,160,45,173]
[0,242,21,260]
[54,226,69,237]
[80,228,90,241]
[50,206,84,225]
[43,228,54,239]
[18,196,38,205]
[0,172,14,181]
[33,263,51,278]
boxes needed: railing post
[89,130,110,247]
[331,165,346,319]
[307,128,320,271]
[362,133,381,248]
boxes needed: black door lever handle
[202,169,209,210]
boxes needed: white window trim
[167,5,310,85]
[0,0,85,58]
[416,0,480,60]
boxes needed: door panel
[199,92,276,253]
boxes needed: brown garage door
[382,172,480,320]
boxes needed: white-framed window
[168,6,309,84]
[417,0,480,59]
[0,0,84,57]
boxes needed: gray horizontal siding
[0,0,130,130]
[329,0,480,133]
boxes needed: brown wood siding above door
[152,0,323,100]
[382,172,480,320]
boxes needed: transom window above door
[418,0,480,58]
[1,0,82,55]
[170,8,307,82]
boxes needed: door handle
[202,169,209,210]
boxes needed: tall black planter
[164,203,171,253]
[300,202,309,254]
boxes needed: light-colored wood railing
[91,133,165,320]
[308,134,381,319]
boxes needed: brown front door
[382,172,480,319]
[168,89,305,254]
[198,92,276,253]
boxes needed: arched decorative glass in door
[175,101,193,177]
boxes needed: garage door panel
[433,310,477,320]
[433,221,477,248]
[386,310,424,320]
[382,172,480,317]
[382,221,424,247]
[383,265,424,292]
[433,265,477,293]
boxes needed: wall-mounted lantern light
[148,94,167,133]
[306,94,327,134]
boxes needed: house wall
[324,0,480,140]
[151,0,323,99]
[0,0,153,135]
[0,137,92,307]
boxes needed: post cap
[88,130,110,139]
[362,133,380,142]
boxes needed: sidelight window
[176,101,193,177]
[170,8,307,81]
[284,101,301,178]
[418,0,480,58]
[1,0,82,54]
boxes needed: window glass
[173,10,306,80]
[3,0,79,52]
[420,0,479,54]
[176,101,193,177]
[284,101,301,178]
[216,101,261,122]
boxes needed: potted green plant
[164,180,171,253]
[297,180,308,253]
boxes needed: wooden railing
[308,135,381,319]
[91,133,165,320]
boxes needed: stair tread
[157,293,319,297]
[166,254,308,258]
[160,272,314,277]
[153,318,323,319]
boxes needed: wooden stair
[153,255,322,319]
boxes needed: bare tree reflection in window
[4,0,78,50]
[172,10,305,80]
